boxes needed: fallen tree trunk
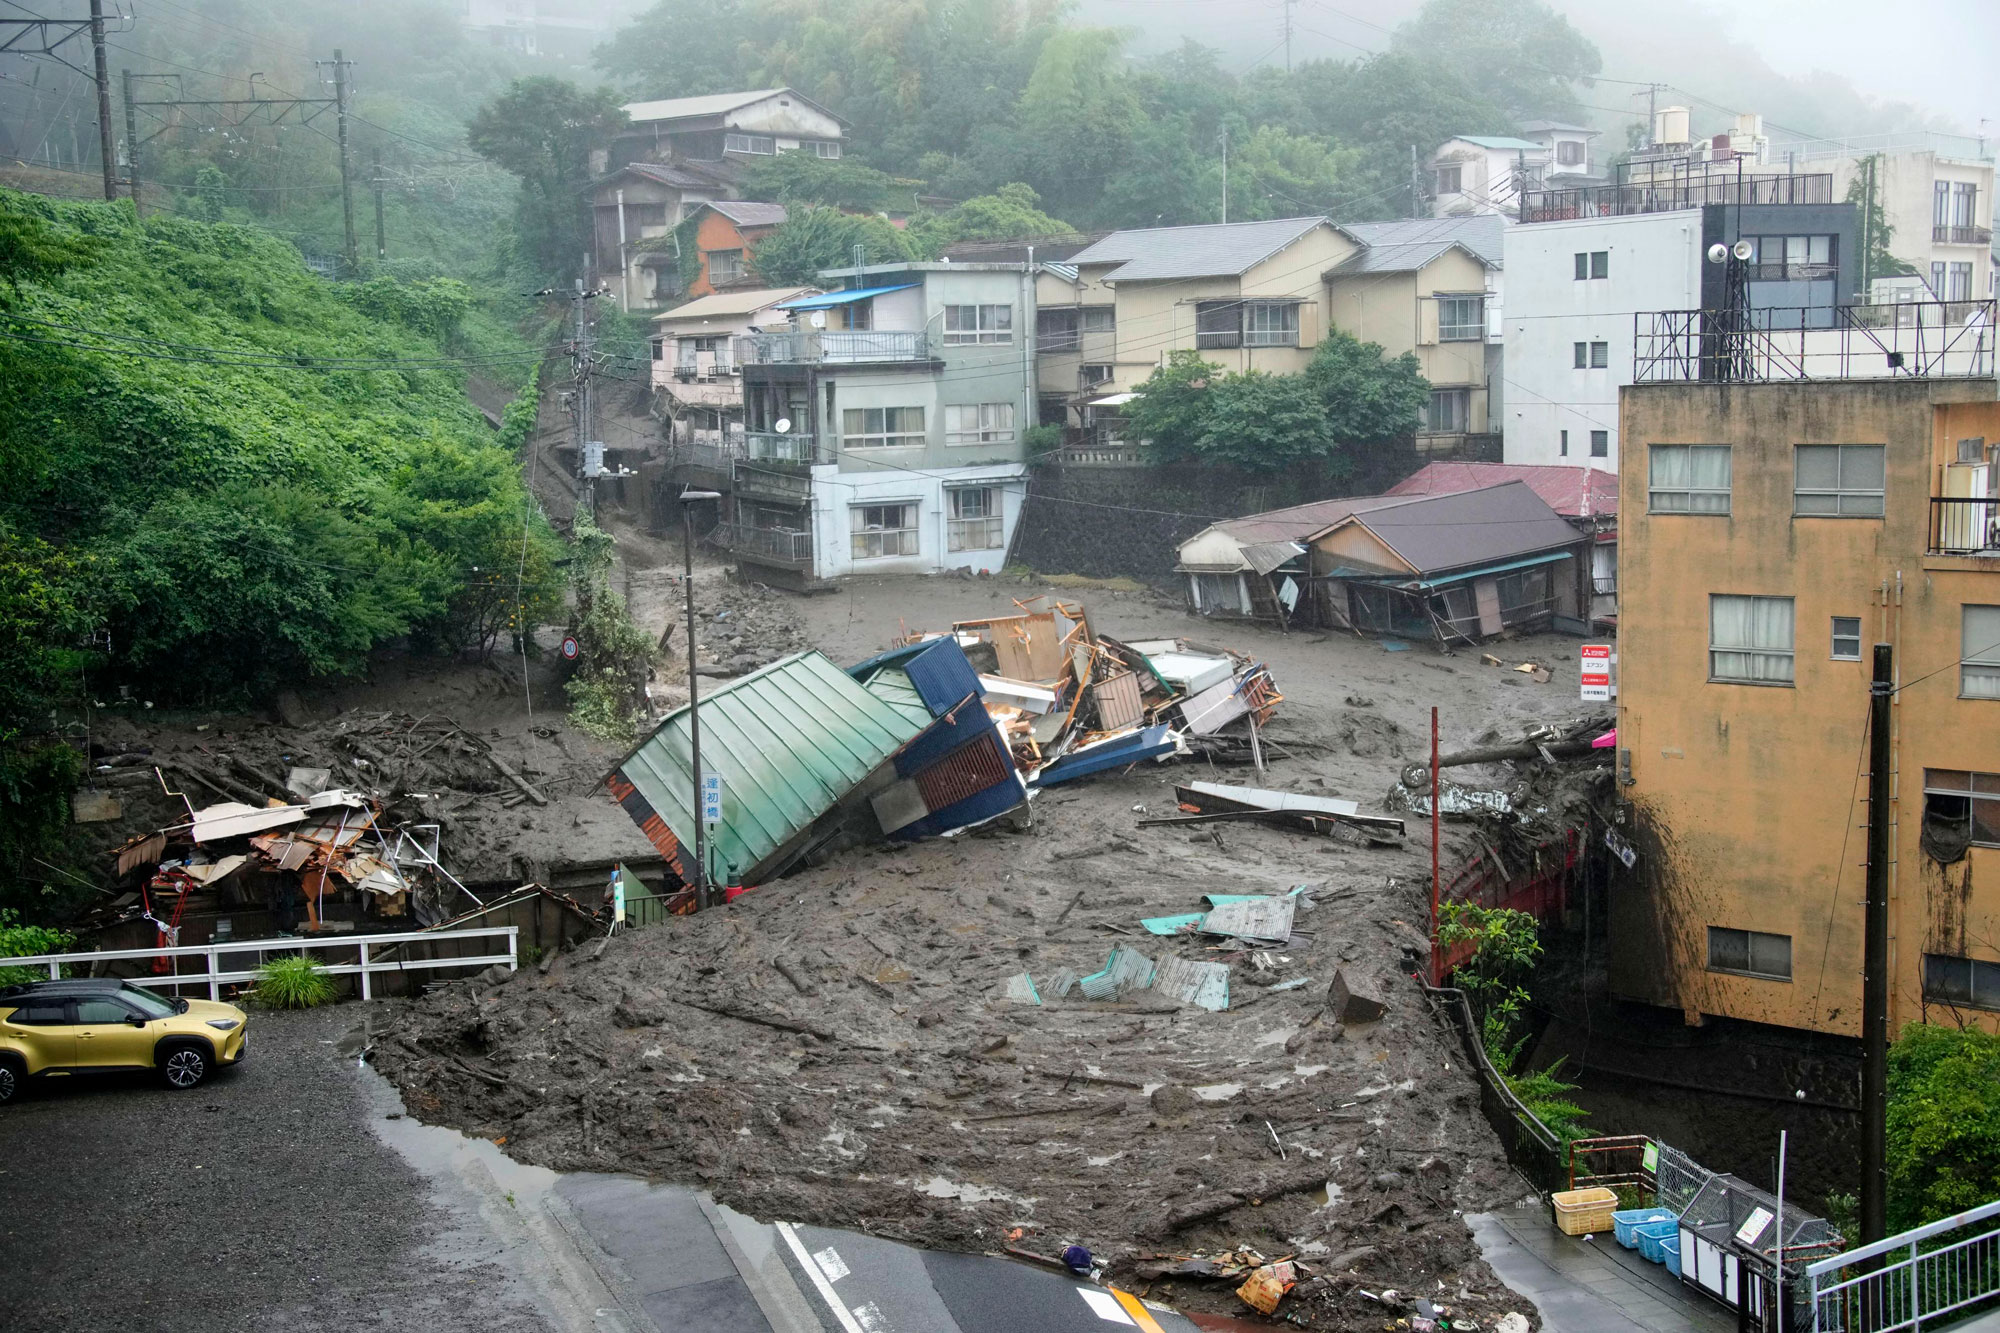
[1403,736,1602,787]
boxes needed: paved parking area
[0,1007,552,1333]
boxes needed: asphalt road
[0,1003,1204,1333]
[0,1006,551,1333]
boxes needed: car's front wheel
[0,1056,21,1105]
[158,1042,209,1090]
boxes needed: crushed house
[1177,481,1589,641]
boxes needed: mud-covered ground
[366,568,1596,1327]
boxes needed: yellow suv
[0,978,248,1104]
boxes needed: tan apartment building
[1611,309,2000,1038]
[1036,215,1504,457]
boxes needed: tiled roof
[704,200,789,229]
[1067,216,1330,282]
[1328,215,1505,274]
[1332,482,1581,574]
[1386,462,1619,520]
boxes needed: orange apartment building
[1610,299,2000,1039]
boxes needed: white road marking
[812,1245,852,1284]
[851,1301,889,1332]
[1076,1288,1137,1324]
[775,1221,865,1333]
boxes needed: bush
[0,908,72,986]
[250,955,337,1009]
[1886,1023,2000,1231]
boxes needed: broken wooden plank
[486,752,549,806]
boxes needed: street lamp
[678,487,722,907]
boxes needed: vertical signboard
[1581,643,1613,702]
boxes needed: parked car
[0,978,248,1104]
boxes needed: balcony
[1633,300,1996,383]
[1932,497,2000,556]
[1934,224,1994,246]
[732,460,813,504]
[744,431,830,464]
[673,356,736,382]
[736,329,932,365]
[1520,163,1832,223]
[708,522,814,569]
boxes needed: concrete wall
[808,461,1026,579]
[1503,210,1704,468]
[1611,377,2000,1038]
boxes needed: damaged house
[1178,481,1591,641]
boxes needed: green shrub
[0,908,72,986]
[249,954,337,1009]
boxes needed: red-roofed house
[1387,462,1618,621]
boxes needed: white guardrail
[0,926,518,1003]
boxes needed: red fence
[1431,829,1578,984]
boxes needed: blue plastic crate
[1613,1207,1675,1249]
[1663,1232,1683,1278]
[1635,1218,1681,1265]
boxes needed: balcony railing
[1934,224,1994,246]
[1932,497,2000,556]
[708,522,814,568]
[732,460,812,504]
[673,356,736,381]
[1521,164,1832,223]
[1634,300,1995,384]
[736,329,932,365]
[744,431,829,464]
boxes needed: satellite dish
[1732,239,1755,262]
[1707,243,1729,264]
[809,311,827,328]
[773,417,792,434]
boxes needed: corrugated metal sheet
[1386,461,1620,520]
[613,651,928,884]
[1070,216,1328,281]
[1331,482,1582,576]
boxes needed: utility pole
[1220,127,1228,224]
[330,49,358,273]
[1861,155,1877,298]
[573,280,596,517]
[1861,640,1894,1247]
[372,146,386,260]
[88,0,115,200]
[1412,145,1423,218]
[120,68,140,214]
[1282,0,1296,72]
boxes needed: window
[1964,605,2000,698]
[707,249,745,285]
[1574,341,1588,368]
[1953,182,1979,227]
[1949,263,1974,301]
[947,487,1003,551]
[813,140,842,159]
[3,1000,67,1025]
[851,503,919,560]
[1037,307,1080,351]
[1195,300,1242,349]
[842,406,925,449]
[1082,306,1115,333]
[1590,430,1609,458]
[1080,364,1114,387]
[1244,301,1300,347]
[1438,295,1484,341]
[1559,430,1569,458]
[1925,954,2000,1010]
[944,304,1012,344]
[1932,261,1949,298]
[1648,444,1730,513]
[1590,341,1608,368]
[1710,594,1795,685]
[650,338,664,362]
[1831,616,1863,661]
[723,133,776,155]
[1923,769,2000,848]
[1591,250,1609,279]
[1795,444,1885,517]
[1436,165,1462,195]
[944,402,1014,446]
[1936,180,1952,228]
[75,998,135,1024]
[1425,388,1468,434]
[1708,927,1793,981]
[1557,140,1586,167]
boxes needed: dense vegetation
[1886,1023,2000,1232]
[0,191,561,916]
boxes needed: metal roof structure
[1067,216,1330,282]
[701,200,789,229]
[1328,216,1505,274]
[1387,461,1620,521]
[778,283,921,310]
[622,87,848,128]
[611,651,928,884]
[1324,482,1582,576]
[1453,135,1545,151]
[651,287,815,325]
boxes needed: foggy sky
[1079,0,1997,140]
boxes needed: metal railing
[736,329,931,364]
[744,431,827,464]
[733,459,812,503]
[1806,1198,2000,1332]
[1934,224,1993,247]
[1931,496,2000,555]
[1522,165,1832,223]
[1634,301,1995,383]
[0,926,518,1002]
[708,522,814,568]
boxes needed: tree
[1846,155,1918,289]
[1192,371,1343,474]
[1126,350,1223,463]
[1886,1024,2000,1232]
[750,206,921,285]
[1389,0,1601,122]
[738,154,916,214]
[1304,329,1432,450]
[467,78,627,275]
[907,183,1077,253]
[1011,26,1146,223]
